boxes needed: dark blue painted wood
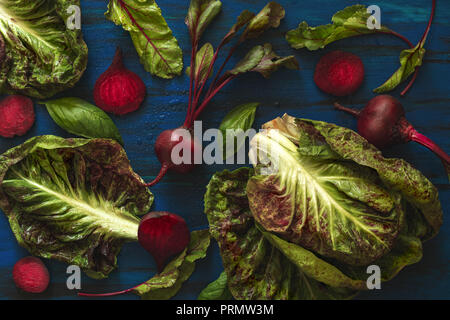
[0,0,449,300]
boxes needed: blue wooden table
[0,0,448,300]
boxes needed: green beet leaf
[286,5,391,51]
[0,136,154,279]
[133,230,210,299]
[186,43,215,85]
[227,44,299,79]
[106,0,183,79]
[43,98,124,145]
[240,2,284,41]
[186,0,222,40]
[0,0,88,98]
[374,43,426,93]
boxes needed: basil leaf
[286,5,391,51]
[106,0,183,79]
[186,0,222,39]
[241,2,285,41]
[0,136,154,279]
[43,98,124,145]
[227,44,299,78]
[374,43,426,93]
[220,102,259,158]
[198,271,233,300]
[133,230,210,299]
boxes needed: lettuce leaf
[204,115,443,300]
[0,136,154,279]
[0,0,88,98]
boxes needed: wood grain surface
[0,0,448,300]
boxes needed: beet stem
[400,0,436,96]
[144,164,169,188]
[334,102,360,118]
[409,129,450,164]
[191,75,235,125]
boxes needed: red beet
[335,95,450,176]
[314,51,365,97]
[78,211,190,297]
[0,95,35,138]
[138,212,191,272]
[94,47,146,115]
[146,127,202,187]
[13,256,49,294]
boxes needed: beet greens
[144,1,299,187]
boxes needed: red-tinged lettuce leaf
[204,168,359,300]
[227,44,299,79]
[0,0,88,99]
[106,0,183,79]
[133,230,210,300]
[198,271,233,300]
[186,0,222,40]
[293,116,443,238]
[205,119,442,299]
[241,2,285,41]
[374,43,426,93]
[286,5,391,51]
[0,136,154,279]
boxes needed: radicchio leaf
[0,0,88,99]
[106,0,183,79]
[0,136,154,279]
[205,168,358,300]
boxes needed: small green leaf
[374,44,426,93]
[186,0,222,39]
[133,230,210,300]
[227,44,299,78]
[198,271,233,300]
[220,102,259,158]
[222,10,255,44]
[106,0,183,79]
[241,2,285,41]
[286,5,391,51]
[186,43,215,84]
[43,97,124,145]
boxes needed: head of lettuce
[204,114,443,300]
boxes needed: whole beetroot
[13,256,49,294]
[94,47,146,115]
[0,95,35,138]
